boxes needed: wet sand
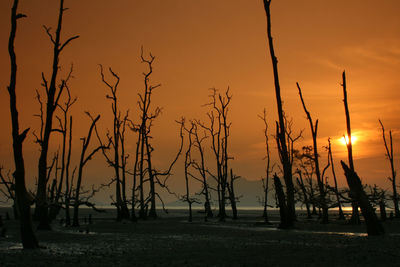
[0,208,399,266]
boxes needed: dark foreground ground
[0,208,400,266]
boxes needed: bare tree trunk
[328,138,345,220]
[139,125,146,219]
[200,88,231,221]
[227,169,238,220]
[183,122,194,222]
[146,136,157,219]
[7,0,39,248]
[50,85,76,222]
[72,115,103,227]
[341,71,360,224]
[120,114,130,220]
[259,109,271,223]
[379,120,400,218]
[65,117,73,226]
[263,0,295,223]
[273,175,293,229]
[131,131,141,222]
[341,161,384,235]
[262,176,270,222]
[296,173,311,219]
[192,123,213,218]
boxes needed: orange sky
[1,0,400,204]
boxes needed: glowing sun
[340,135,358,146]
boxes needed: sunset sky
[0,0,399,205]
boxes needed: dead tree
[297,83,328,223]
[131,49,183,219]
[64,117,73,225]
[295,170,311,218]
[35,0,79,230]
[134,49,162,219]
[199,88,232,222]
[6,0,39,248]
[120,112,131,220]
[48,75,76,221]
[341,71,360,224]
[130,122,140,222]
[150,124,184,217]
[327,138,345,220]
[180,119,197,222]
[263,0,296,223]
[99,65,130,221]
[379,119,399,218]
[258,109,273,223]
[191,121,213,218]
[296,146,317,215]
[72,114,106,227]
[341,161,384,235]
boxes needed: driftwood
[341,161,384,236]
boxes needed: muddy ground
[0,208,399,266]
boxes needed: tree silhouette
[327,138,345,220]
[295,146,317,216]
[378,119,399,218]
[64,116,74,226]
[99,65,130,221]
[35,0,79,230]
[129,49,183,219]
[190,121,213,218]
[258,109,273,223]
[227,169,239,220]
[341,161,384,235]
[7,0,39,248]
[135,49,161,219]
[198,88,232,222]
[341,71,360,224]
[47,68,76,222]
[263,0,296,223]
[295,169,311,218]
[297,83,328,223]
[72,114,106,227]
[179,119,198,222]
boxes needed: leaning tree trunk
[341,161,384,236]
[7,0,39,249]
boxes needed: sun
[340,135,358,146]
